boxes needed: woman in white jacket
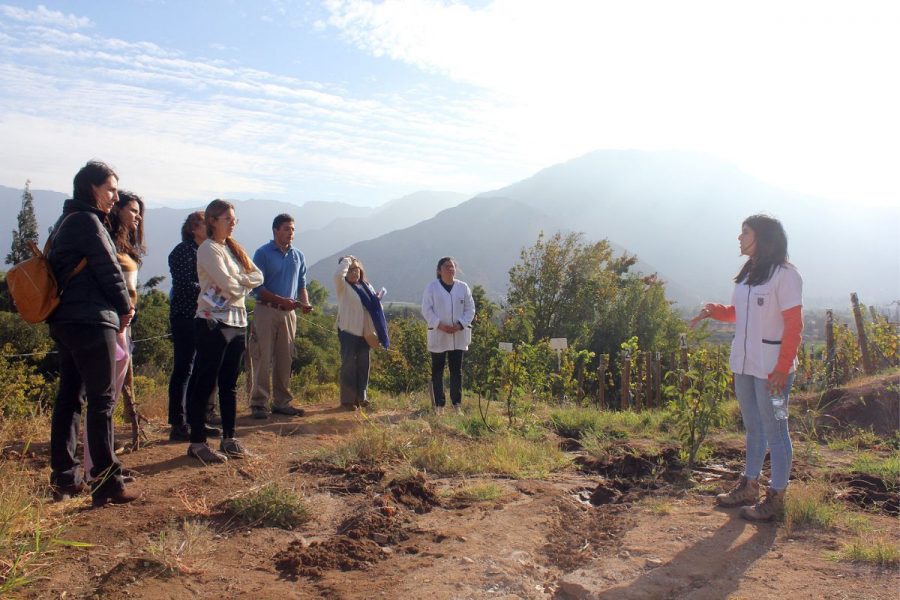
[421,257,476,412]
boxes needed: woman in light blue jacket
[421,256,475,412]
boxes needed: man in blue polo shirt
[248,213,312,419]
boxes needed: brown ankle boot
[740,487,785,522]
[715,475,760,507]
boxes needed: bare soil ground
[5,376,899,600]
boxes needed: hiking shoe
[219,438,253,458]
[169,425,191,442]
[187,443,228,464]
[92,487,141,508]
[251,407,269,420]
[740,488,785,522]
[51,481,86,502]
[716,475,760,508]
[272,405,304,417]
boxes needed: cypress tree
[6,180,39,265]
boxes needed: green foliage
[369,317,429,394]
[291,302,340,389]
[0,344,55,417]
[830,320,862,384]
[505,231,619,344]
[6,182,39,267]
[663,346,730,467]
[503,231,684,401]
[464,285,501,398]
[131,289,173,374]
[0,312,54,373]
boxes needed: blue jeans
[733,372,795,490]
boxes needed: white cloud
[322,0,900,205]
[0,3,92,29]
[0,15,503,206]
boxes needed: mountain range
[2,150,897,308]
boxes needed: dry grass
[146,519,215,574]
[445,482,504,503]
[0,458,73,595]
[222,482,312,529]
[835,534,900,567]
[783,481,840,535]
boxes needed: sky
[0,0,898,208]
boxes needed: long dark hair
[181,211,205,242]
[73,160,117,206]
[734,214,788,286]
[204,199,254,273]
[109,191,146,264]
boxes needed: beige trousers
[249,304,296,409]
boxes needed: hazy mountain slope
[308,196,566,303]
[477,150,899,305]
[298,191,466,264]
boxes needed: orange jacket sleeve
[775,305,804,373]
[707,303,736,322]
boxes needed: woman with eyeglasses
[185,200,263,464]
[334,255,389,410]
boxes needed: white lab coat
[729,263,803,379]
[421,278,476,352]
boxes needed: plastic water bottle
[770,393,788,420]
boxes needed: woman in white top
[690,214,803,522]
[334,255,387,410]
[186,199,263,464]
[421,257,475,412]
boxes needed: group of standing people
[44,161,802,523]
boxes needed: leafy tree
[505,231,620,344]
[6,180,39,266]
[139,275,166,292]
[306,279,330,307]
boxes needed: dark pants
[49,323,123,498]
[431,350,464,407]
[168,316,196,427]
[187,318,245,443]
[338,329,370,407]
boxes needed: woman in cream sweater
[187,199,263,464]
[334,255,388,410]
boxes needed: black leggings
[431,350,464,407]
[187,319,245,443]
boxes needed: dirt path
[10,399,899,600]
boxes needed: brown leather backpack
[7,215,86,324]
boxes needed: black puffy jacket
[47,199,131,329]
